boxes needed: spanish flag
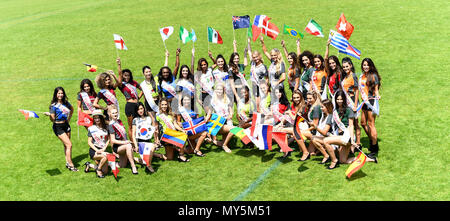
[345,152,367,178]
[161,128,187,148]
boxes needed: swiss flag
[336,13,354,40]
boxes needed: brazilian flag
[283,24,304,39]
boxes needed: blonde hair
[271,48,284,74]
[213,83,230,105]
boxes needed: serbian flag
[19,109,39,120]
[159,26,174,42]
[113,34,128,50]
[77,110,93,127]
[161,128,187,148]
[293,113,305,141]
[206,113,226,136]
[182,116,207,136]
[84,63,97,72]
[336,13,354,40]
[257,124,273,150]
[272,132,293,153]
[138,143,152,166]
[345,152,367,178]
[230,127,251,145]
[305,19,324,37]
[107,154,119,178]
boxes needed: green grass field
[0,0,449,201]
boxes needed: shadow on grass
[346,170,367,181]
[72,153,88,167]
[46,168,62,176]
[298,162,309,173]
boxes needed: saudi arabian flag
[207,27,223,44]
[305,19,324,37]
[179,26,192,44]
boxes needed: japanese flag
[159,26,174,41]
[113,34,128,50]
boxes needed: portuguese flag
[305,19,324,37]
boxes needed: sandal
[177,155,190,162]
[222,145,232,153]
[193,150,205,157]
[65,163,79,172]
[84,162,91,173]
[96,168,105,178]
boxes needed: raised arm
[247,37,253,60]
[233,39,238,53]
[116,57,123,88]
[164,50,169,67]
[208,50,217,69]
[324,39,331,74]
[296,38,301,56]
[173,48,181,78]
[191,47,195,73]
[260,35,271,60]
[281,40,289,60]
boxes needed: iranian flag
[305,19,324,37]
[207,27,223,44]
[179,26,191,44]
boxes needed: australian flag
[233,15,250,29]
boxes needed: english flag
[19,109,39,120]
[336,13,354,40]
[113,34,128,50]
[159,26,174,42]
[107,154,119,178]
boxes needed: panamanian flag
[19,109,39,120]
[138,143,152,166]
[182,116,207,136]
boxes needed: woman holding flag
[93,71,120,121]
[247,37,268,113]
[298,50,315,100]
[157,49,180,104]
[44,87,77,172]
[281,40,301,93]
[311,54,328,100]
[140,65,160,117]
[359,58,381,157]
[324,39,343,97]
[260,36,286,92]
[77,79,97,129]
[84,109,110,178]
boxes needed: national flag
[107,153,119,178]
[257,124,273,150]
[159,26,174,42]
[329,30,361,59]
[191,29,197,42]
[305,19,324,37]
[230,127,251,145]
[253,15,279,40]
[249,113,262,137]
[345,152,367,178]
[84,63,97,72]
[182,116,207,136]
[161,128,187,148]
[206,113,226,136]
[247,26,253,38]
[77,110,93,127]
[233,15,250,29]
[293,113,305,141]
[19,109,39,120]
[207,27,223,44]
[138,143,152,166]
[272,132,293,153]
[283,24,304,39]
[179,26,192,44]
[113,34,128,50]
[336,13,354,40]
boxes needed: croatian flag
[19,109,39,120]
[329,30,361,59]
[139,143,152,166]
[107,154,119,178]
[113,34,128,50]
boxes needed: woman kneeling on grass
[84,110,110,178]
[321,90,377,170]
[107,106,139,174]
[132,102,166,173]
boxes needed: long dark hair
[299,50,314,70]
[361,58,381,90]
[135,102,148,118]
[79,79,96,96]
[321,99,333,116]
[288,52,300,76]
[275,85,290,108]
[334,90,348,117]
[197,58,208,72]
[142,65,157,90]
[179,64,194,83]
[93,114,107,130]
[341,57,355,78]
[326,55,343,84]
[122,68,134,83]
[229,52,240,76]
[313,54,325,71]
[51,87,69,106]
[216,54,228,72]
[157,66,174,89]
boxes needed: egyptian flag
[293,113,305,141]
[161,128,187,148]
[77,110,93,127]
[19,109,39,120]
[272,132,293,153]
[107,154,119,178]
[84,63,98,72]
[182,116,207,136]
[345,152,367,178]
[138,143,152,166]
[257,125,273,150]
[230,127,251,145]
[336,13,354,40]
[206,113,226,136]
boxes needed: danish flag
[252,15,279,40]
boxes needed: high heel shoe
[298,153,310,162]
[84,162,91,173]
[319,157,330,164]
[66,163,79,172]
[327,160,340,170]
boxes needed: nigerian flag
[179,26,192,44]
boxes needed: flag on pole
[232,15,250,29]
[206,113,226,136]
[336,13,354,40]
[329,30,361,59]
[113,34,128,50]
[230,127,251,145]
[283,24,304,39]
[161,128,187,148]
[305,19,324,37]
[253,15,279,40]
[272,132,293,153]
[84,63,98,72]
[160,26,174,41]
[77,110,93,127]
[207,27,223,44]
[345,152,367,178]
[191,29,197,42]
[18,109,39,120]
[107,153,119,178]
[247,26,253,38]
[182,116,207,136]
[179,26,192,44]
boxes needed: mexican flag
[179,26,191,44]
[207,27,223,44]
[305,19,324,37]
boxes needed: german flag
[293,113,305,141]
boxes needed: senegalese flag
[206,113,226,136]
[230,127,251,145]
[283,24,304,39]
[84,63,98,72]
[345,152,367,178]
[161,128,187,148]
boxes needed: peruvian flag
[336,13,354,40]
[252,15,279,41]
[159,26,174,42]
[107,154,119,178]
[113,34,128,50]
[305,19,324,37]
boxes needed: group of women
[44,35,381,177]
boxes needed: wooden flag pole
[232,16,236,42]
[207,26,210,52]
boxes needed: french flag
[19,109,39,120]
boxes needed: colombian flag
[19,109,39,120]
[161,128,187,148]
[345,152,367,178]
[230,127,251,145]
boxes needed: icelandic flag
[233,15,250,29]
[182,116,207,136]
[161,128,187,148]
[19,109,39,120]
[257,124,273,150]
[329,30,361,59]
[206,113,226,136]
[138,143,152,166]
[113,34,128,50]
[107,154,119,178]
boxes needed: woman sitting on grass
[84,110,110,178]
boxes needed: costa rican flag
[113,34,128,50]
[19,109,39,120]
[329,30,361,59]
